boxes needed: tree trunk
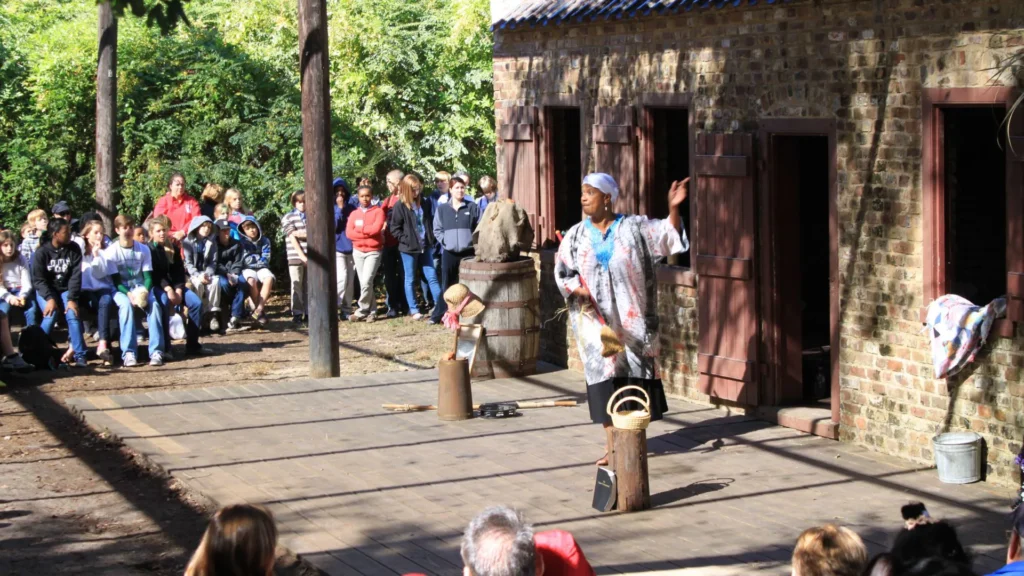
[610,427,651,512]
[96,2,118,235]
[298,0,339,378]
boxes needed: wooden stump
[610,427,650,512]
[437,359,473,421]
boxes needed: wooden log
[298,0,339,378]
[610,427,650,512]
[95,1,118,235]
[437,359,472,421]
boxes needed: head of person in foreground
[791,524,867,576]
[185,504,278,576]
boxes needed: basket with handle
[606,385,651,431]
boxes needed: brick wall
[500,0,1024,484]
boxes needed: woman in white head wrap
[554,173,690,465]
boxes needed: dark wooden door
[771,136,804,403]
[695,133,759,404]
[593,105,638,215]
[1007,104,1024,321]
[501,106,540,247]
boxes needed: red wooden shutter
[1007,103,1024,321]
[593,106,638,214]
[501,106,540,247]
[695,133,759,404]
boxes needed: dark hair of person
[890,504,970,573]
[169,172,185,188]
[184,504,277,576]
[356,185,373,196]
[450,176,466,187]
[45,217,69,241]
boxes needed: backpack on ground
[18,326,63,371]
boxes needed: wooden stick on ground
[382,400,577,412]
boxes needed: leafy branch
[105,0,190,33]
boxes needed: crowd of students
[0,168,497,370]
[183,498,1024,576]
[286,168,495,324]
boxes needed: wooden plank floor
[69,366,1014,576]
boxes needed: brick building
[490,0,1024,483]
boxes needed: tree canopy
[0,0,495,238]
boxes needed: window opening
[943,106,1007,305]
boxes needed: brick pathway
[68,367,1015,576]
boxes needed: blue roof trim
[492,0,786,30]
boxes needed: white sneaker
[209,316,221,332]
[412,313,425,321]
[123,352,138,367]
[1,353,32,373]
[149,351,164,367]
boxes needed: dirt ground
[0,297,452,575]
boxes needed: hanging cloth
[924,294,1007,379]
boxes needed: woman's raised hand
[668,177,690,209]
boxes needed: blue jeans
[0,291,39,327]
[113,290,164,359]
[80,289,114,342]
[158,289,203,350]
[400,251,441,316]
[35,291,87,361]
[218,276,249,320]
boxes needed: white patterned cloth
[554,215,687,386]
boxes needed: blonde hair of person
[478,175,497,195]
[386,169,405,187]
[201,183,225,204]
[224,188,245,213]
[434,170,451,185]
[399,173,423,209]
[214,203,230,219]
[149,215,176,258]
[0,230,17,264]
[26,208,47,227]
[185,504,278,576]
[792,524,867,576]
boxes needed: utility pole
[298,0,339,377]
[96,2,118,234]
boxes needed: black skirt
[587,377,669,425]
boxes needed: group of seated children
[0,198,276,370]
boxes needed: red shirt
[347,205,387,253]
[382,194,401,247]
[153,193,201,236]
[535,530,595,576]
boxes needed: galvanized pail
[932,432,982,484]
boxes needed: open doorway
[545,107,582,238]
[765,131,835,412]
[943,107,1007,304]
[647,107,690,266]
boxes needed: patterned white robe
[554,215,688,386]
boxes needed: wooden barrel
[459,258,540,379]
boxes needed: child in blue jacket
[238,216,274,328]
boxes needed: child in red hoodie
[346,185,387,321]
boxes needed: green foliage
[107,0,191,33]
[0,0,495,248]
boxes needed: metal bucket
[932,432,983,484]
